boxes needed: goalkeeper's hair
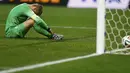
[31,3,43,16]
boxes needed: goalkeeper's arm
[25,10,53,34]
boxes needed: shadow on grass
[0,36,92,49]
[23,36,90,42]
[0,36,92,42]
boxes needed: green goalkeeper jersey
[5,3,48,32]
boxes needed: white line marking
[0,24,96,30]
[0,25,96,29]
[0,67,11,70]
[0,53,100,73]
[50,26,96,29]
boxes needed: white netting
[105,5,130,54]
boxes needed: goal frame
[96,0,105,54]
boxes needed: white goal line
[0,53,100,73]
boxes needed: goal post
[96,0,130,55]
[67,0,130,55]
[96,0,105,54]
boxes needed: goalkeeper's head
[29,3,43,16]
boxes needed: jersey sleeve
[24,8,49,30]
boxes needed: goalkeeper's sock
[47,28,54,34]
[33,24,53,38]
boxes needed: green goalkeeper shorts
[5,23,27,38]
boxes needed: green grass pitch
[0,4,130,73]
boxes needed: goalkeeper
[5,3,63,40]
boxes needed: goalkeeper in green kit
[5,3,63,40]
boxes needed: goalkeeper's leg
[6,19,35,38]
[33,24,53,39]
[33,24,63,40]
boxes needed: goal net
[97,0,130,55]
